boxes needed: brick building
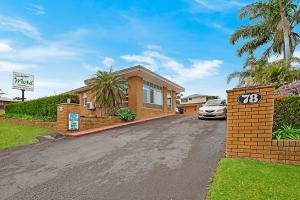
[68,65,185,119]
[178,94,218,115]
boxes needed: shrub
[273,96,300,132]
[115,107,136,122]
[5,94,79,121]
[272,125,300,140]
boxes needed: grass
[208,158,300,200]
[0,123,53,149]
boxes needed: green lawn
[208,158,300,200]
[0,123,53,149]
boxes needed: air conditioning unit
[86,102,96,110]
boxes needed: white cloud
[0,61,38,72]
[211,23,233,34]
[121,54,159,71]
[83,64,102,72]
[26,4,46,16]
[15,45,80,61]
[0,42,14,52]
[102,57,115,67]
[121,46,223,83]
[146,44,161,51]
[0,15,40,39]
[193,0,246,11]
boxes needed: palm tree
[258,61,300,87]
[230,0,300,62]
[88,69,127,109]
[227,59,300,88]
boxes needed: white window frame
[83,92,88,107]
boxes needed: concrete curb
[65,114,176,137]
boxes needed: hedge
[273,96,300,132]
[5,94,79,121]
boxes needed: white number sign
[238,93,262,104]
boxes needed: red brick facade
[226,85,300,165]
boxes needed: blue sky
[0,0,253,99]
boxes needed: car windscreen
[205,100,226,106]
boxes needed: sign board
[238,93,262,104]
[12,72,34,91]
[68,113,79,131]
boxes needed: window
[167,90,172,112]
[188,98,192,101]
[124,81,128,102]
[181,98,188,103]
[143,80,163,106]
[83,92,88,107]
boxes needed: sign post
[12,72,34,101]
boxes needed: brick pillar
[128,76,143,113]
[226,85,275,160]
[162,87,168,113]
[172,91,177,114]
[56,103,80,134]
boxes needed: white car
[198,99,227,119]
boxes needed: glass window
[181,98,188,103]
[143,80,163,106]
[83,92,88,107]
[167,90,172,112]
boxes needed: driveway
[0,115,226,200]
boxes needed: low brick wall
[0,117,56,129]
[226,85,300,165]
[79,116,123,131]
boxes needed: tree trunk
[282,19,291,61]
[279,1,291,62]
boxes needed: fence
[226,85,300,166]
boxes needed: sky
[0,0,254,99]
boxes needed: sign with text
[12,72,34,91]
[68,113,79,131]
[238,93,262,104]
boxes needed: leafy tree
[230,0,300,62]
[89,69,127,108]
[227,59,300,88]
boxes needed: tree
[88,69,127,109]
[230,0,300,62]
[257,61,300,87]
[227,59,300,88]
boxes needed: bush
[273,96,300,132]
[5,94,79,121]
[272,125,300,140]
[115,107,136,122]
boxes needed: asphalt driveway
[0,115,226,200]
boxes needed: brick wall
[226,85,300,165]
[79,116,123,131]
[56,103,80,133]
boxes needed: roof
[69,65,185,93]
[182,94,210,99]
[0,97,16,102]
[67,85,89,94]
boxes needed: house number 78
[238,93,262,104]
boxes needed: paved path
[0,115,226,200]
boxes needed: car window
[205,100,226,106]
